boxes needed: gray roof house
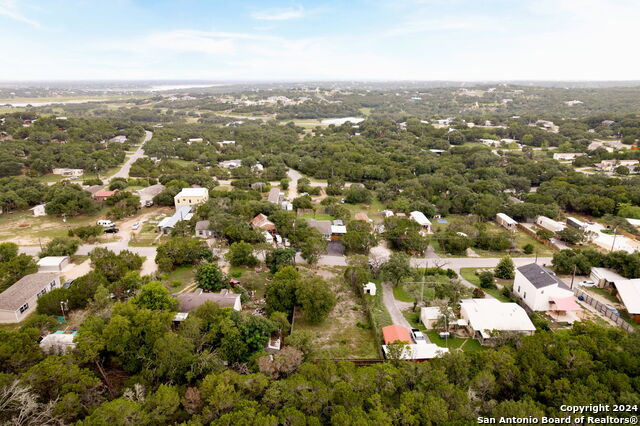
[195,220,213,238]
[176,289,241,312]
[0,273,61,323]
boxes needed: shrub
[523,243,535,254]
[479,271,495,289]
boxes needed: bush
[39,237,80,257]
[494,256,515,280]
[501,286,512,299]
[473,287,485,298]
[536,228,554,240]
[523,243,535,254]
[68,225,103,241]
[478,271,495,289]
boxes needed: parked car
[104,227,119,234]
[605,305,620,316]
[97,219,116,228]
[131,222,140,230]
[411,328,426,343]
[578,280,596,287]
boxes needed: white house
[52,168,83,177]
[459,298,536,344]
[514,263,581,322]
[218,160,243,169]
[535,216,566,233]
[30,204,46,217]
[566,217,588,231]
[409,211,432,233]
[174,187,209,207]
[0,273,60,323]
[37,256,70,273]
[158,206,193,234]
[590,267,626,289]
[553,153,585,161]
[614,279,640,323]
[420,306,444,330]
[109,135,127,143]
[218,140,236,147]
[496,213,518,232]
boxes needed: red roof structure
[550,296,581,311]
[382,325,411,344]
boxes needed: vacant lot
[295,268,379,359]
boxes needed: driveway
[106,130,152,182]
[286,168,303,199]
[381,282,411,328]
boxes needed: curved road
[106,130,152,182]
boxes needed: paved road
[286,168,303,199]
[410,256,553,269]
[381,282,412,328]
[106,130,152,182]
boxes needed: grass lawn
[459,267,511,302]
[0,209,108,244]
[70,255,89,265]
[393,285,414,303]
[159,266,196,292]
[583,286,619,303]
[342,199,386,223]
[295,276,379,359]
[426,331,484,352]
[301,212,334,221]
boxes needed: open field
[295,270,379,359]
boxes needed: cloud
[0,0,41,28]
[251,5,305,21]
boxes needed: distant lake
[321,117,365,125]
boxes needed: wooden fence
[573,288,635,332]
[517,223,563,251]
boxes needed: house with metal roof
[158,206,193,234]
[614,279,640,323]
[176,289,241,312]
[514,263,581,322]
[409,211,432,233]
[460,298,535,344]
[0,273,60,323]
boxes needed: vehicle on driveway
[104,227,119,234]
[411,328,426,343]
[578,280,596,287]
[132,222,140,230]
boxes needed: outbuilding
[37,256,70,273]
[0,273,60,323]
[496,213,518,232]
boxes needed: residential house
[136,184,165,207]
[52,168,83,177]
[218,160,243,169]
[253,163,264,173]
[176,289,242,312]
[0,273,60,323]
[109,135,127,143]
[496,213,518,232]
[218,140,236,147]
[420,307,444,330]
[174,187,209,208]
[331,220,347,240]
[381,325,449,360]
[195,220,213,238]
[158,206,193,234]
[251,214,276,232]
[409,211,432,233]
[307,219,332,240]
[459,298,536,344]
[93,190,118,202]
[267,188,283,205]
[535,216,566,233]
[514,263,581,322]
[187,138,204,144]
[85,185,105,198]
[595,159,639,173]
[613,279,640,323]
[566,216,588,231]
[37,256,70,273]
[30,204,46,217]
[590,267,626,289]
[553,153,585,161]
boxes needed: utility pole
[570,264,577,290]
[610,226,618,252]
[60,300,68,323]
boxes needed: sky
[0,0,639,81]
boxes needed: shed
[614,279,640,323]
[37,256,70,273]
[496,213,517,232]
[363,282,377,296]
[30,204,46,217]
[40,332,77,354]
[590,267,625,288]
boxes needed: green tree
[342,220,378,254]
[296,276,336,323]
[265,248,296,273]
[494,256,515,280]
[381,252,412,287]
[39,236,80,257]
[196,263,227,292]
[133,281,178,311]
[265,266,300,314]
[225,241,258,267]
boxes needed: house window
[37,288,47,297]
[50,281,56,289]
[19,303,29,314]
[524,292,527,299]
[517,286,521,293]
[541,290,544,294]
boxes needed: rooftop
[0,273,59,311]
[460,298,536,333]
[382,324,411,344]
[615,279,640,314]
[176,290,241,312]
[175,187,208,197]
[37,256,69,267]
[517,263,568,289]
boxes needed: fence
[573,288,635,332]
[517,223,563,251]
